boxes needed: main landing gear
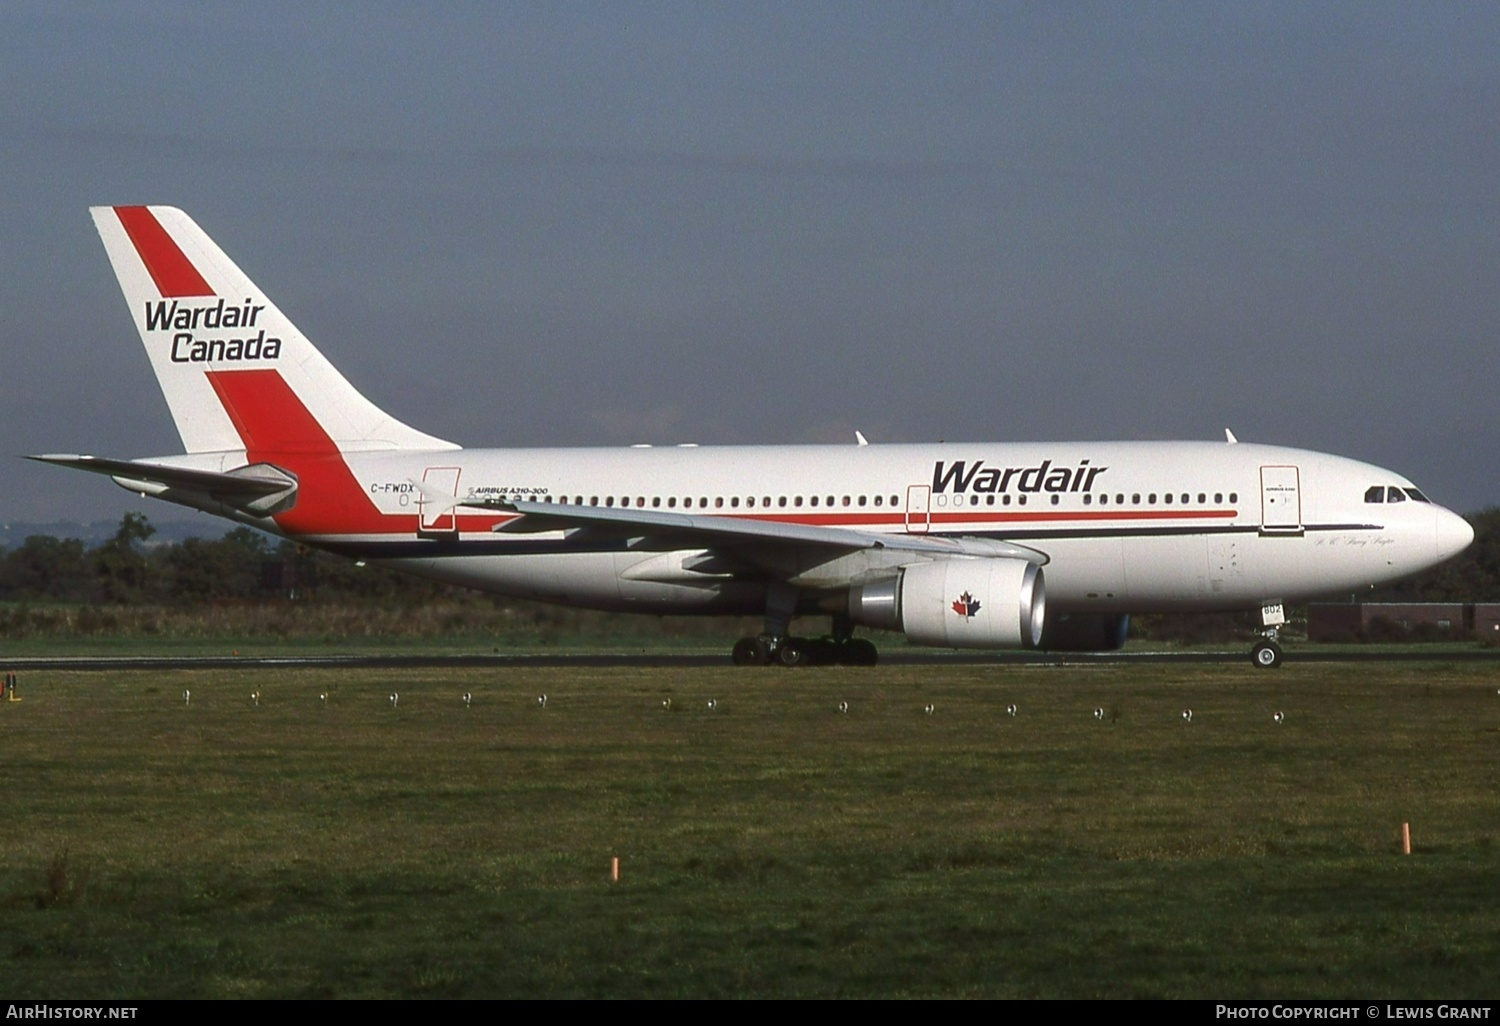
[730,596,878,667]
[730,634,878,667]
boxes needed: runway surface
[6,649,1500,671]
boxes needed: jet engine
[847,558,1045,649]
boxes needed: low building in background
[1307,602,1500,642]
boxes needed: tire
[809,638,840,665]
[777,639,808,668]
[843,639,879,666]
[1251,639,1283,669]
[732,637,766,666]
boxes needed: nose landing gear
[1249,602,1287,669]
[1250,635,1284,669]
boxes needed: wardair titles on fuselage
[932,458,1107,494]
[143,299,281,363]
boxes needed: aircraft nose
[1435,508,1474,561]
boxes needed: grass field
[2,660,1498,998]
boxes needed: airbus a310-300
[34,206,1474,668]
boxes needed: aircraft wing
[29,454,298,514]
[477,497,1048,564]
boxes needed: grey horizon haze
[3,2,1497,526]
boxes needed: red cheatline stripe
[113,206,214,298]
[731,509,1237,527]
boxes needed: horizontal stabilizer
[29,454,298,515]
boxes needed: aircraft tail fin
[90,206,457,456]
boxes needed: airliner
[33,206,1474,668]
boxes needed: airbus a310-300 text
[34,206,1474,667]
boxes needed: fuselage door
[1260,465,1302,534]
[419,466,462,534]
[906,485,931,534]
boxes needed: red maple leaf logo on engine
[951,591,981,618]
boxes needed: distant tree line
[0,512,473,606]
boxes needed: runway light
[1182,709,1193,723]
[390,692,399,708]
[662,698,672,710]
[183,689,190,705]
[707,698,717,712]
[251,690,260,708]
[1273,710,1284,724]
[837,700,849,714]
[463,692,472,708]
[924,703,935,715]
[537,694,547,708]
[320,692,327,705]
[1094,707,1104,721]
[1006,704,1017,717]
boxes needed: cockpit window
[1386,487,1406,503]
[1403,488,1430,503]
[1364,486,1384,503]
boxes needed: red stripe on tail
[206,369,406,535]
[114,206,214,297]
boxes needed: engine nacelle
[848,558,1045,649]
[1038,613,1130,652]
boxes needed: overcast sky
[3,1,1497,525]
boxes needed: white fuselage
[186,438,1471,618]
